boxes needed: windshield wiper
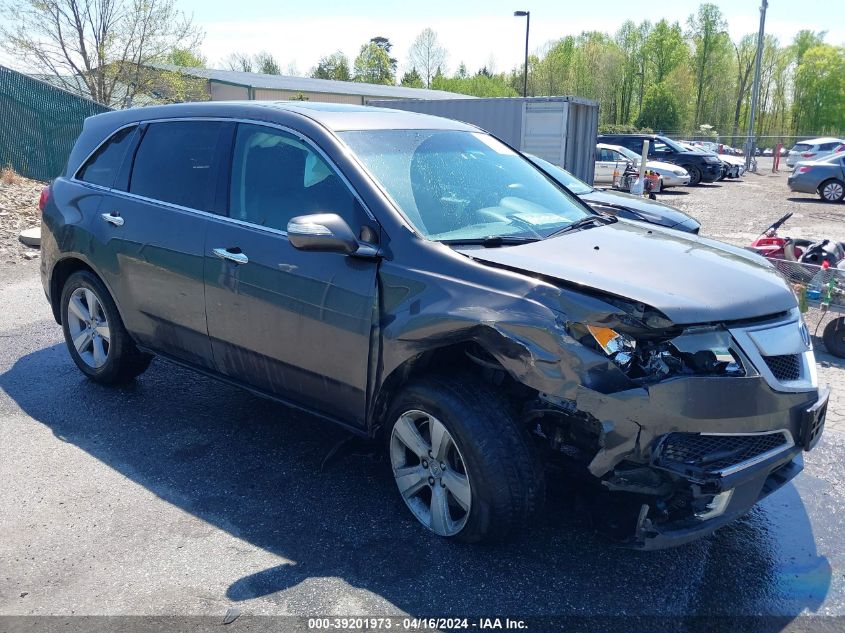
[545,214,617,238]
[441,235,541,248]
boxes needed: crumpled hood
[457,221,797,324]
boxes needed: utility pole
[514,10,530,97]
[745,0,768,172]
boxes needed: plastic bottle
[807,260,830,301]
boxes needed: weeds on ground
[0,166,24,186]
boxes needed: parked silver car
[786,137,845,168]
[595,143,690,188]
[787,153,845,202]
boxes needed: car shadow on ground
[787,197,831,205]
[0,340,833,618]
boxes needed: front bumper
[604,384,829,549]
[662,174,690,187]
[700,163,723,182]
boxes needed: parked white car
[595,143,690,188]
[787,137,845,168]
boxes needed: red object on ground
[38,186,50,212]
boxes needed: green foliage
[254,51,281,75]
[400,68,424,88]
[167,48,206,68]
[687,3,732,126]
[645,20,686,83]
[311,52,351,81]
[353,42,395,84]
[431,74,517,97]
[635,82,682,131]
[793,44,845,135]
[599,123,653,135]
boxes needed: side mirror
[287,213,360,254]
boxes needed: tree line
[1,0,841,143]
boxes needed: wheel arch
[818,178,845,202]
[49,256,124,326]
[368,337,530,439]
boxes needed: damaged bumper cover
[571,379,829,549]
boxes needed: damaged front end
[523,295,826,549]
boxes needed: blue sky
[2,0,844,74]
[184,0,844,74]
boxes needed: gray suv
[40,102,828,548]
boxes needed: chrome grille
[763,354,801,381]
[658,432,790,473]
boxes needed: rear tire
[60,271,152,385]
[685,165,702,186]
[385,374,543,543]
[819,179,845,203]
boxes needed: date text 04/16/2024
[307,618,528,630]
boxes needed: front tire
[60,271,152,384]
[823,318,845,358]
[819,179,845,203]
[386,374,543,543]
[685,165,702,186]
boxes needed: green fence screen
[0,66,111,182]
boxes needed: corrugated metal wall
[210,82,249,100]
[367,96,599,183]
[367,98,525,149]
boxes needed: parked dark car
[41,102,827,549]
[527,155,701,233]
[598,134,723,185]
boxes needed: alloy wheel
[390,409,472,536]
[822,181,844,202]
[66,287,111,368]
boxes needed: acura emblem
[799,322,811,349]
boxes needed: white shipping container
[366,96,599,183]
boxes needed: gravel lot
[1,164,845,629]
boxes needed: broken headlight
[571,323,746,383]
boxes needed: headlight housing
[570,323,746,383]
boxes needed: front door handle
[100,212,124,227]
[212,247,249,265]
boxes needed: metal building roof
[154,65,475,100]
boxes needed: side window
[229,123,361,232]
[652,141,672,154]
[77,126,137,188]
[129,121,228,212]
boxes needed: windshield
[340,129,591,241]
[658,137,687,153]
[526,155,593,195]
[613,145,642,163]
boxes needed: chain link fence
[0,65,111,182]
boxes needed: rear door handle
[100,212,124,227]
[212,247,249,265]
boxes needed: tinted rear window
[792,143,812,151]
[77,126,137,187]
[129,121,228,211]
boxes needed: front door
[203,123,379,426]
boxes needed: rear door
[203,122,379,426]
[92,119,233,368]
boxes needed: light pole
[746,0,768,171]
[514,10,530,97]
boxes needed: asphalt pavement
[1,255,844,628]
